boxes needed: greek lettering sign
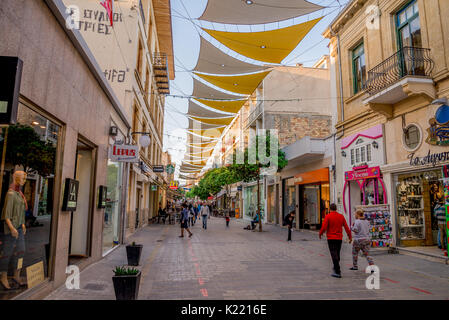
[62,178,79,211]
[153,165,164,173]
[408,151,449,167]
[109,144,139,163]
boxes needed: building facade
[325,0,449,253]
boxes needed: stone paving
[45,217,449,300]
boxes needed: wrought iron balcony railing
[153,52,170,95]
[365,47,434,95]
[245,101,263,128]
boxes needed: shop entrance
[135,186,142,229]
[69,140,95,260]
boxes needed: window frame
[351,42,366,95]
[349,142,374,167]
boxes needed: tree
[0,124,56,177]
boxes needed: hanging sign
[153,165,164,173]
[166,164,175,174]
[169,180,179,190]
[109,144,139,163]
[151,185,158,191]
[62,178,79,211]
[0,57,23,125]
[345,166,381,181]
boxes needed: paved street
[45,217,449,300]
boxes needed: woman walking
[350,209,374,270]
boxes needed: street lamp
[129,131,152,148]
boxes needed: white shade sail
[194,37,269,75]
[188,118,224,130]
[187,100,235,118]
[192,78,245,100]
[199,0,323,25]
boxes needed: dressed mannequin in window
[0,170,27,289]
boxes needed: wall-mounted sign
[98,185,107,209]
[151,185,158,191]
[140,161,150,173]
[109,144,139,163]
[0,56,23,125]
[426,105,449,146]
[153,165,164,173]
[345,166,381,181]
[169,180,179,190]
[62,178,79,211]
[408,151,449,167]
[237,186,242,191]
[166,164,175,174]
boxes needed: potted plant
[126,241,143,266]
[112,266,141,300]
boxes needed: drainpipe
[331,28,345,139]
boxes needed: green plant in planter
[113,266,140,276]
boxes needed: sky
[163,0,352,181]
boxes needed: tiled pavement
[45,217,449,300]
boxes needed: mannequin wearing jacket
[0,171,27,289]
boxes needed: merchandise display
[356,204,392,247]
[396,176,425,240]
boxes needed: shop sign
[0,57,23,125]
[26,261,45,289]
[237,186,242,191]
[62,178,79,211]
[140,161,150,173]
[153,165,164,173]
[151,185,157,191]
[169,180,179,190]
[98,185,107,209]
[426,105,449,146]
[295,168,330,185]
[345,166,381,181]
[408,150,449,167]
[109,144,139,163]
[166,164,175,174]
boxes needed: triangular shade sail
[194,71,271,95]
[191,116,235,126]
[189,147,215,155]
[188,118,224,130]
[199,0,323,25]
[195,37,269,75]
[187,127,225,139]
[179,174,198,180]
[202,18,322,63]
[192,78,244,100]
[183,160,207,167]
[188,141,217,148]
[193,98,246,113]
[180,169,202,173]
[188,100,235,118]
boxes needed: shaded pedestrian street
[45,218,449,300]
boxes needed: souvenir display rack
[396,178,425,240]
[356,204,392,247]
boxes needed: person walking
[350,209,374,270]
[283,211,295,242]
[435,201,447,253]
[200,201,210,230]
[179,203,193,238]
[225,212,230,228]
[319,203,352,278]
[188,203,195,227]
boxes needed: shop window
[0,103,60,298]
[351,42,366,95]
[402,124,421,151]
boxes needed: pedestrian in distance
[200,201,210,230]
[350,209,374,271]
[225,212,230,228]
[283,211,295,241]
[179,203,193,238]
[188,203,194,227]
[319,203,352,278]
[250,213,259,230]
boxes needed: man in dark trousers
[283,211,295,242]
[319,203,352,278]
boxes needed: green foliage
[113,266,140,276]
[185,134,288,200]
[0,124,56,177]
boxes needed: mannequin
[0,170,27,289]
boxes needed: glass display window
[0,102,60,299]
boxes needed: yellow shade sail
[187,127,225,139]
[183,160,207,167]
[191,116,235,126]
[201,18,322,64]
[188,141,217,148]
[193,98,246,113]
[194,71,270,95]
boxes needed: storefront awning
[294,168,329,185]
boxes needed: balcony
[153,53,170,95]
[244,101,263,129]
[363,47,436,118]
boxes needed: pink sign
[345,166,381,181]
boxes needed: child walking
[350,209,374,270]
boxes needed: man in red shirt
[319,203,352,278]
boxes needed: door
[304,185,320,227]
[69,140,94,257]
[135,187,141,229]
